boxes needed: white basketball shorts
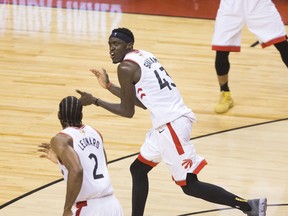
[138,114,207,186]
[212,0,287,51]
[73,194,123,216]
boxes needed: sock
[220,82,230,92]
[234,197,252,212]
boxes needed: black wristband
[94,98,100,106]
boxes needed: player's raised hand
[76,89,97,106]
[90,68,112,89]
[38,143,58,164]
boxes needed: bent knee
[130,159,152,176]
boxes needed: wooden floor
[0,1,288,215]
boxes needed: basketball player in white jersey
[76,28,267,216]
[38,96,123,216]
[212,0,288,114]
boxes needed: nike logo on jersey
[159,129,165,133]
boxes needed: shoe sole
[214,101,234,114]
[259,198,267,216]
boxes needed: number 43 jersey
[58,125,114,202]
[124,50,196,129]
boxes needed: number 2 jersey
[57,125,114,202]
[124,50,196,129]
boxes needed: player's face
[108,37,130,63]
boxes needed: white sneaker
[244,198,267,216]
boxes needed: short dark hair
[110,27,134,43]
[59,96,83,127]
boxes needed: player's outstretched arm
[75,89,98,106]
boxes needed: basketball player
[38,96,123,216]
[76,28,267,216]
[212,0,288,113]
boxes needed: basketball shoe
[244,198,267,216]
[214,91,234,113]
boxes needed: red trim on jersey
[261,35,287,48]
[137,88,146,99]
[76,201,87,216]
[137,154,158,167]
[166,122,184,155]
[91,127,103,142]
[58,132,70,136]
[212,45,240,52]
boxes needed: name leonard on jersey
[78,137,100,150]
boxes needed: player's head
[58,96,83,128]
[108,27,134,63]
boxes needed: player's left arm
[38,142,58,164]
[117,61,146,109]
[77,65,146,110]
[95,61,137,117]
[51,133,83,216]
[78,61,144,117]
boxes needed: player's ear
[127,42,133,50]
[58,111,61,120]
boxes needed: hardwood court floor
[0,0,288,215]
[1,120,288,215]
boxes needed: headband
[109,31,134,43]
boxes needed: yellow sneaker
[214,91,234,114]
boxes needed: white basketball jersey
[58,125,114,202]
[124,50,196,128]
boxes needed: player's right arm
[50,133,83,216]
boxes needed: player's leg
[182,173,250,211]
[164,116,267,215]
[130,158,153,216]
[163,118,244,209]
[274,40,288,68]
[216,50,230,90]
[130,129,160,216]
[181,173,267,215]
[214,51,234,114]
[247,0,288,69]
[212,0,243,113]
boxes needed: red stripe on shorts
[137,154,158,167]
[212,45,240,52]
[193,159,208,175]
[167,122,184,155]
[76,201,87,216]
[261,35,287,48]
